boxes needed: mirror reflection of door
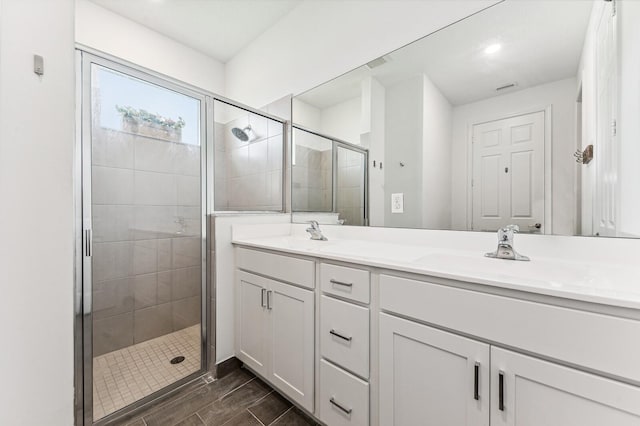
[335,145,367,226]
[594,0,617,237]
[471,111,544,233]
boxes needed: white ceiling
[297,1,594,108]
[89,0,302,63]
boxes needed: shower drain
[170,356,186,365]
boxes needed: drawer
[320,263,370,303]
[236,247,315,289]
[380,274,640,384]
[320,359,369,426]
[321,295,370,379]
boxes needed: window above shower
[213,99,286,212]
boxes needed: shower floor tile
[93,324,201,421]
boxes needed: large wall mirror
[292,0,640,238]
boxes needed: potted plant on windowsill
[116,105,185,143]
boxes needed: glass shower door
[335,143,368,226]
[84,59,206,422]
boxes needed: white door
[594,1,618,237]
[235,271,268,377]
[472,111,545,233]
[491,347,640,426]
[379,313,490,426]
[268,279,315,412]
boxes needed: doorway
[471,111,545,233]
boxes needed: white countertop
[232,232,640,310]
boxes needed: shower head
[231,125,256,142]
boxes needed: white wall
[0,0,75,424]
[451,78,578,235]
[422,74,453,229]
[385,77,424,228]
[214,214,291,363]
[361,77,386,226]
[320,96,361,145]
[226,0,499,108]
[292,98,321,132]
[76,0,225,94]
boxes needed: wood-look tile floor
[117,367,320,426]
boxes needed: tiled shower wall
[336,148,366,226]
[214,112,284,211]
[91,125,202,356]
[292,145,332,212]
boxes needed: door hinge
[471,179,474,187]
[612,0,617,17]
[612,119,617,137]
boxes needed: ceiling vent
[496,82,518,92]
[366,56,389,70]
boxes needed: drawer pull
[329,397,352,415]
[330,279,353,288]
[329,329,352,342]
[261,288,267,308]
[267,290,273,310]
[498,370,505,411]
[474,362,480,401]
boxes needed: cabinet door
[491,347,640,426]
[236,271,268,377]
[268,279,315,412]
[379,313,490,426]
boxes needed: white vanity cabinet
[379,274,640,426]
[235,249,315,412]
[319,263,371,426]
[379,313,490,426]
[234,241,640,426]
[490,347,640,426]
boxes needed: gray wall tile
[93,312,134,356]
[134,303,173,342]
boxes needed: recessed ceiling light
[484,43,502,55]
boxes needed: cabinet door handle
[330,279,353,287]
[474,362,480,401]
[329,397,352,415]
[329,329,352,342]
[498,370,505,411]
[261,288,267,308]
[266,290,273,310]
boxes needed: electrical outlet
[391,193,404,213]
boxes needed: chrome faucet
[306,220,328,241]
[485,225,530,261]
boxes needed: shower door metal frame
[332,140,369,226]
[75,50,211,426]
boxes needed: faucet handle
[308,220,320,230]
[498,224,519,243]
[504,224,520,233]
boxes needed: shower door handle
[85,229,92,257]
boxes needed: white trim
[466,104,553,234]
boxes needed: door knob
[529,223,542,230]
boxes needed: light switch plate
[391,193,404,213]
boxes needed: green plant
[116,105,186,130]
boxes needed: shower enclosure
[292,126,368,225]
[75,51,288,425]
[77,52,208,424]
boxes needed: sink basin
[412,252,640,296]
